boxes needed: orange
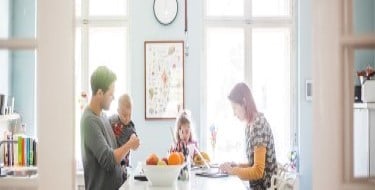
[193,152,210,165]
[200,152,210,161]
[168,152,181,165]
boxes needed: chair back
[267,163,298,190]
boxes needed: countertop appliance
[362,80,375,102]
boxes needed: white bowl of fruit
[143,152,185,186]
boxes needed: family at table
[80,66,277,190]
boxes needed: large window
[205,0,296,164]
[75,0,129,169]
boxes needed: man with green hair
[81,66,140,190]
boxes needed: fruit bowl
[142,163,185,186]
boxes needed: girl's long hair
[228,82,258,123]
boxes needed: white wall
[37,0,75,189]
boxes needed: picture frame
[144,41,184,119]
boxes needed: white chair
[267,163,298,190]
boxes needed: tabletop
[119,169,248,190]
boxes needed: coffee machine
[354,85,362,102]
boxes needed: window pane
[75,27,83,169]
[75,0,81,18]
[252,27,291,164]
[252,0,290,17]
[89,0,127,16]
[0,0,36,38]
[206,27,247,163]
[88,27,128,114]
[206,0,244,17]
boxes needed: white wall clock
[153,0,178,25]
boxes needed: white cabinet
[370,110,375,178]
[353,103,375,178]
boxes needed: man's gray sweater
[81,107,123,190]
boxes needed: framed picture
[144,41,184,119]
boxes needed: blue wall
[10,0,36,136]
[354,0,374,34]
[11,51,35,135]
[129,0,203,165]
[0,51,10,97]
[298,0,313,189]
[0,0,10,95]
[354,0,375,85]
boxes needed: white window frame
[201,0,298,162]
[76,0,131,94]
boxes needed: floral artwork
[145,41,184,119]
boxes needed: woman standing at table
[219,82,277,190]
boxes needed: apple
[146,153,159,165]
[162,157,168,165]
[157,160,167,165]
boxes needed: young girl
[171,110,198,160]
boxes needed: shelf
[354,103,375,109]
[0,174,38,189]
[0,166,38,189]
[3,166,37,176]
[0,113,20,123]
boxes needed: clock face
[153,0,178,25]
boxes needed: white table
[120,170,248,190]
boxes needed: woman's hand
[219,162,236,174]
